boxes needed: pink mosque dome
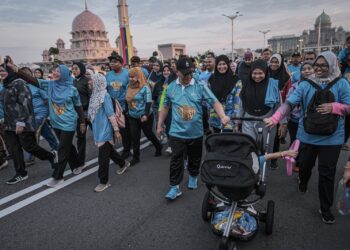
[72,10,106,32]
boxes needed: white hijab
[309,51,341,83]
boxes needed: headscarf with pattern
[88,73,107,122]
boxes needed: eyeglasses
[313,63,329,69]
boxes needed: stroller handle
[230,117,265,122]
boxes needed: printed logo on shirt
[130,101,138,110]
[52,102,66,116]
[111,81,122,91]
[177,105,196,121]
[345,73,350,83]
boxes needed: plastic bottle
[336,180,350,215]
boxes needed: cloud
[0,0,349,63]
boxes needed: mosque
[40,1,137,66]
[268,11,350,56]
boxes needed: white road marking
[0,141,151,219]
[0,137,147,207]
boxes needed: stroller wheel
[265,200,275,235]
[201,190,212,221]
[219,237,236,250]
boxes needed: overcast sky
[0,0,349,63]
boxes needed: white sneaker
[73,165,87,175]
[165,147,172,154]
[94,183,111,192]
[46,178,64,188]
[116,160,130,175]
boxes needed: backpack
[303,78,340,135]
[111,97,125,128]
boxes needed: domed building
[41,4,118,65]
[268,11,350,56]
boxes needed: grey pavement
[0,132,349,250]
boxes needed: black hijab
[34,68,44,79]
[269,54,290,90]
[240,59,271,116]
[209,55,239,102]
[73,62,86,79]
[150,60,164,84]
[1,63,19,88]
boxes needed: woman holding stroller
[238,59,281,154]
[264,51,350,224]
[208,55,242,133]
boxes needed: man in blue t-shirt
[157,57,230,200]
[106,53,132,159]
[288,52,302,83]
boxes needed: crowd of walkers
[0,35,350,224]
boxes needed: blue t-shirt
[28,84,49,120]
[91,93,115,143]
[287,78,350,145]
[198,70,214,86]
[164,79,218,139]
[141,67,150,79]
[127,86,152,118]
[106,69,129,110]
[288,64,301,83]
[46,83,82,132]
[338,48,349,65]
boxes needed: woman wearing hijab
[18,64,87,187]
[126,67,162,166]
[34,68,44,79]
[72,62,92,168]
[208,55,242,132]
[265,51,350,224]
[238,59,280,152]
[148,60,163,90]
[88,73,130,192]
[0,62,57,184]
[269,53,291,169]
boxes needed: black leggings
[52,129,79,180]
[129,115,161,160]
[98,142,125,184]
[298,143,341,212]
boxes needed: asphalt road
[0,131,349,250]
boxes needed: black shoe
[270,161,278,170]
[319,209,335,224]
[130,158,140,166]
[121,151,132,160]
[6,174,28,185]
[298,182,307,193]
[155,147,162,157]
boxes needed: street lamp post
[259,30,271,49]
[223,11,242,60]
[299,39,304,54]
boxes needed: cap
[108,52,123,64]
[292,52,301,57]
[176,57,194,76]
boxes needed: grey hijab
[309,51,341,83]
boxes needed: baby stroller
[200,117,274,250]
